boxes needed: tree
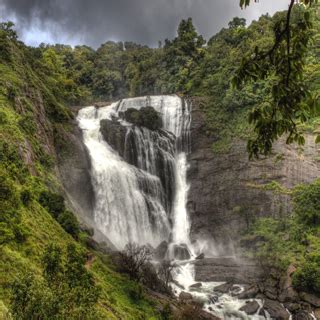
[118,243,152,282]
[157,260,175,287]
[10,244,100,319]
[235,0,319,158]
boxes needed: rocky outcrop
[193,257,264,284]
[239,301,260,315]
[57,118,95,224]
[188,99,320,253]
[100,119,127,157]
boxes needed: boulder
[279,287,300,303]
[292,311,314,320]
[262,299,290,320]
[100,119,127,157]
[214,282,233,294]
[189,283,202,289]
[237,285,259,299]
[196,253,205,260]
[284,302,301,313]
[179,291,193,302]
[239,301,260,315]
[172,244,191,260]
[153,241,168,260]
[300,292,320,308]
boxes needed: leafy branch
[235,0,318,158]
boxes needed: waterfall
[77,95,192,250]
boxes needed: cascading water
[77,95,281,320]
[77,95,192,250]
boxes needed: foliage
[38,190,80,239]
[10,243,100,319]
[122,106,163,130]
[292,260,320,295]
[235,1,318,157]
[293,179,320,226]
[243,179,320,294]
[0,22,166,319]
[117,243,153,282]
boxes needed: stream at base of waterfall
[77,95,295,320]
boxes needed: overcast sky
[0,0,290,48]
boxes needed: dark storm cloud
[0,0,289,47]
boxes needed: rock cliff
[187,99,320,254]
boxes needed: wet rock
[214,282,233,294]
[284,302,301,313]
[208,295,219,304]
[94,101,110,108]
[239,301,260,315]
[100,119,127,157]
[196,253,205,260]
[189,283,202,289]
[179,291,193,302]
[279,287,300,303]
[300,292,320,308]
[265,289,278,300]
[237,284,259,299]
[172,244,191,260]
[172,280,184,290]
[153,241,168,260]
[194,257,264,283]
[292,311,314,320]
[263,299,290,320]
[188,99,320,252]
[80,224,94,236]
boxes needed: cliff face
[188,100,320,254]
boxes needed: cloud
[0,0,289,47]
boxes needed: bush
[117,243,152,282]
[57,210,80,239]
[122,106,162,131]
[292,260,320,295]
[39,191,65,218]
[18,115,37,135]
[39,190,80,239]
[293,180,320,226]
[20,189,32,206]
[10,244,100,319]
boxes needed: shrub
[57,210,80,239]
[10,244,100,319]
[117,243,152,282]
[20,189,32,206]
[292,260,320,295]
[122,106,162,131]
[293,180,320,226]
[18,115,37,135]
[39,191,65,218]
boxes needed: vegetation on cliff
[242,179,320,295]
[1,1,320,317]
[0,22,172,320]
[121,107,163,131]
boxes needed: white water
[77,95,191,249]
[77,95,280,320]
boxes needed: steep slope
[188,99,320,253]
[0,26,170,320]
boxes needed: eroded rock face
[100,119,127,157]
[239,301,260,315]
[188,99,320,253]
[57,117,95,223]
[194,257,264,284]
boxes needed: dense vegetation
[0,1,320,318]
[242,179,320,295]
[0,22,171,320]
